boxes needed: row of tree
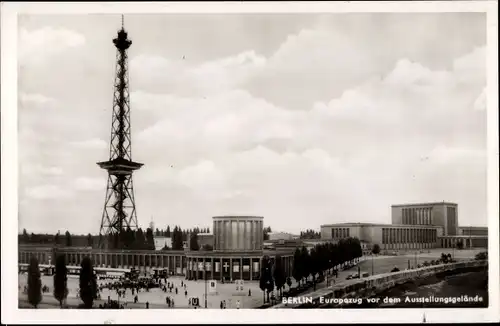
[258,237,363,304]
[20,229,94,247]
[21,225,274,251]
[20,226,197,250]
[154,226,210,238]
[299,229,321,239]
[26,255,97,309]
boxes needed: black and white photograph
[1,1,499,324]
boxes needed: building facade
[213,216,263,251]
[186,216,294,281]
[320,202,487,251]
[18,244,188,275]
[321,223,443,250]
[268,232,297,241]
[391,202,459,236]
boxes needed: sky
[17,13,488,235]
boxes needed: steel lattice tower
[98,17,143,249]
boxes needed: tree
[53,254,68,308]
[79,257,97,309]
[263,226,272,241]
[292,248,302,286]
[201,244,213,251]
[189,232,200,251]
[300,246,310,284]
[122,227,135,249]
[155,228,160,237]
[166,226,171,238]
[259,256,273,304]
[172,226,184,250]
[286,277,292,290]
[54,231,60,246]
[456,240,464,250]
[273,255,286,298]
[22,228,29,243]
[309,247,319,290]
[28,256,42,308]
[135,228,146,250]
[371,243,381,255]
[87,233,93,247]
[145,228,155,250]
[64,231,72,247]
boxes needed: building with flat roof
[268,232,298,241]
[185,216,294,281]
[391,201,458,236]
[321,222,443,251]
[320,202,487,251]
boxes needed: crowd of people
[96,276,196,309]
[20,268,252,309]
[99,299,125,309]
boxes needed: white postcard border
[1,1,498,324]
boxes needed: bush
[475,251,488,261]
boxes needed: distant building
[268,232,297,241]
[320,202,488,250]
[459,226,488,236]
[154,236,172,251]
[197,232,214,249]
[185,216,294,281]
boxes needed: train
[18,263,138,280]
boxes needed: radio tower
[98,16,143,249]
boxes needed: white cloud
[130,50,266,96]
[25,184,72,199]
[19,27,85,65]
[21,164,64,176]
[19,93,57,106]
[74,177,105,191]
[70,138,108,150]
